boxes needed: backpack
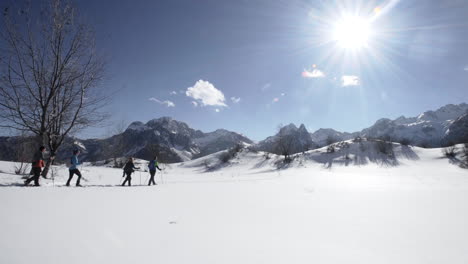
[148,160,155,170]
[123,161,134,173]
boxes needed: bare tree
[275,124,294,162]
[109,119,128,167]
[443,145,457,158]
[302,141,313,154]
[13,133,35,175]
[462,144,468,168]
[219,142,243,163]
[0,0,108,176]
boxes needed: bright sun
[333,16,372,49]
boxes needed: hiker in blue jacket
[66,149,82,187]
[148,156,162,185]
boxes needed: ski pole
[52,167,55,187]
[79,164,89,182]
[120,170,127,185]
[160,164,163,184]
[161,163,165,184]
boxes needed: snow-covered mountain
[96,117,253,162]
[255,124,316,154]
[360,103,468,147]
[247,103,468,156]
[0,117,253,164]
[1,104,467,164]
[442,113,468,146]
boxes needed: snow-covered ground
[1,141,468,264]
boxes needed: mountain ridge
[1,103,467,163]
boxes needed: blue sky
[49,0,468,140]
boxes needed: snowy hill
[1,141,468,264]
[309,128,358,147]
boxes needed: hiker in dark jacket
[147,156,162,186]
[122,157,139,186]
[66,149,82,187]
[24,146,46,186]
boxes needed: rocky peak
[279,123,298,134]
[298,124,308,133]
[127,121,148,131]
[146,117,193,135]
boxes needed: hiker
[24,146,46,186]
[122,157,139,186]
[148,156,162,185]
[66,149,82,187]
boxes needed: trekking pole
[79,165,89,182]
[161,163,165,184]
[52,167,55,187]
[159,164,163,184]
[119,169,125,185]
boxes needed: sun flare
[333,15,372,49]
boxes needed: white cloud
[341,75,360,86]
[464,66,468,71]
[231,97,241,103]
[302,69,325,78]
[186,80,227,107]
[262,83,271,91]
[170,91,177,95]
[215,109,220,112]
[272,98,279,103]
[191,101,198,107]
[281,93,286,96]
[149,97,175,107]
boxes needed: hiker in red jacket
[24,146,46,186]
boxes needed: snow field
[1,143,468,264]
